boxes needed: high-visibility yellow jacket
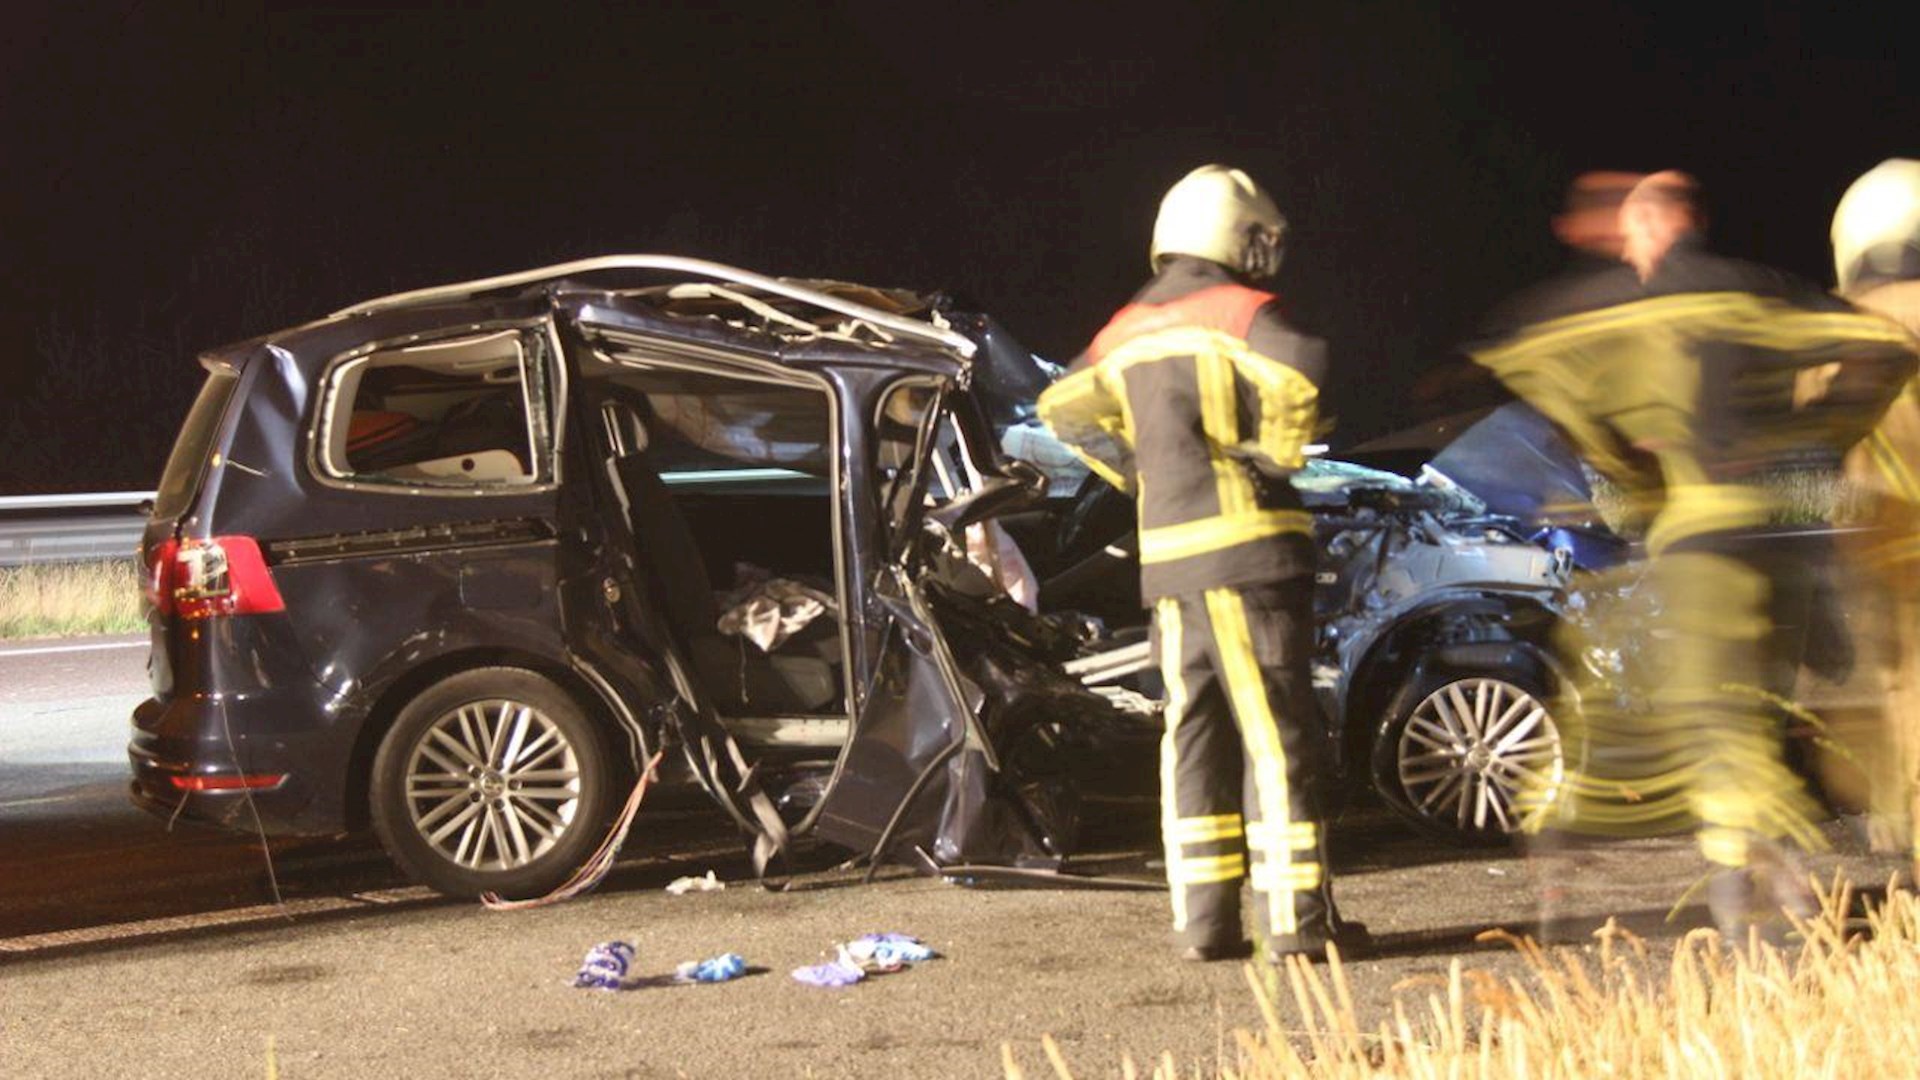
[1038,258,1324,600]
[1844,280,1920,569]
[1472,242,1919,556]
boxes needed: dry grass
[0,559,144,638]
[1013,878,1920,1079]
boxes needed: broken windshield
[1426,402,1596,522]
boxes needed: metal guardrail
[0,472,809,567]
[0,491,153,568]
[0,491,155,513]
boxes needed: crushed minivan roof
[330,255,977,360]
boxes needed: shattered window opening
[314,329,551,491]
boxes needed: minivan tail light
[169,536,285,620]
[145,537,180,617]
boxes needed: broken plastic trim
[935,863,1168,892]
[330,255,978,360]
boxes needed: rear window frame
[307,319,565,497]
[152,359,243,521]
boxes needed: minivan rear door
[139,356,245,697]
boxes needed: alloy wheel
[403,698,582,871]
[1395,677,1562,834]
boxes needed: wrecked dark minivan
[132,257,1588,900]
[131,257,1161,898]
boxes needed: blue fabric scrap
[675,952,748,984]
[573,941,637,990]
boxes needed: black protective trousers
[1150,578,1335,949]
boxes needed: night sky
[3,1,1914,492]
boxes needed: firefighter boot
[1707,847,1814,951]
[1261,889,1374,963]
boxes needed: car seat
[606,401,838,714]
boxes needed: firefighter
[1833,159,1920,883]
[1474,171,1919,941]
[1038,165,1366,962]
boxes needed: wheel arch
[1336,591,1563,773]
[340,646,634,833]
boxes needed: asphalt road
[0,636,1905,1077]
[0,635,367,936]
[0,635,735,939]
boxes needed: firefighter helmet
[1149,165,1287,280]
[1832,158,1920,295]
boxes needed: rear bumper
[128,693,348,837]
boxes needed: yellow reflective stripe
[1237,351,1319,473]
[1198,350,1253,515]
[1035,366,1106,429]
[1037,366,1134,492]
[1101,327,1322,481]
[1698,826,1751,869]
[1204,587,1298,934]
[1104,361,1145,504]
[1247,820,1318,852]
[1156,598,1191,932]
[1867,534,1920,568]
[1167,852,1247,886]
[1474,290,1914,371]
[1645,484,1775,556]
[1728,308,1919,351]
[1169,814,1245,844]
[1474,292,1758,370]
[1067,446,1131,492]
[1251,861,1324,893]
[1869,429,1920,504]
[1139,510,1312,565]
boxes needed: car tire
[370,667,621,899]
[1371,662,1564,846]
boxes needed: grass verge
[1013,878,1918,1079]
[0,559,144,639]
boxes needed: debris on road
[791,933,937,987]
[664,870,725,895]
[675,952,748,984]
[791,950,867,989]
[844,932,936,970]
[573,941,637,990]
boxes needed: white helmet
[1832,158,1920,295]
[1150,165,1287,280]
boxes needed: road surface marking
[0,640,146,658]
[0,897,373,955]
[0,793,93,810]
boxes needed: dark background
[2,1,1914,492]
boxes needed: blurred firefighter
[1474,170,1919,941]
[1495,171,1649,315]
[1037,165,1365,962]
[1415,172,1647,419]
[1832,159,1920,883]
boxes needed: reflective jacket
[1038,257,1324,600]
[1843,280,1920,569]
[1472,238,1919,555]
